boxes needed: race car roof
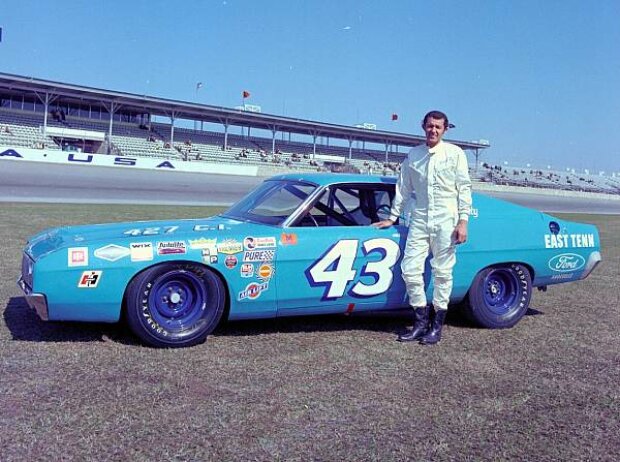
[269,172,397,186]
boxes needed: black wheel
[125,262,225,348]
[464,263,532,329]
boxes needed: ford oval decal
[548,253,586,273]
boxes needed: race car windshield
[222,180,317,225]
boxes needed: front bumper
[17,276,49,321]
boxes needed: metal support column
[224,120,229,150]
[105,101,119,154]
[170,111,176,146]
[312,133,317,158]
[34,91,57,137]
[42,93,50,136]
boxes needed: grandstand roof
[0,72,489,151]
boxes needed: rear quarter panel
[451,193,600,302]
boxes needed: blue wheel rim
[148,270,207,333]
[482,269,519,315]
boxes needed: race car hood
[25,215,247,260]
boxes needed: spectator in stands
[373,110,472,345]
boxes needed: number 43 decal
[306,238,401,300]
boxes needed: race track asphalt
[1,160,620,214]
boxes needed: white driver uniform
[389,141,472,310]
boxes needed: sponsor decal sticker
[243,249,275,262]
[240,263,254,277]
[130,242,154,262]
[201,249,218,264]
[217,239,243,255]
[238,281,269,301]
[544,233,595,249]
[225,254,238,269]
[68,247,88,267]
[244,236,277,250]
[94,244,130,262]
[189,237,217,250]
[548,253,586,272]
[257,263,273,280]
[280,233,298,245]
[157,241,187,255]
[78,270,102,288]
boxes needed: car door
[275,183,408,316]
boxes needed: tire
[125,262,226,348]
[464,263,532,329]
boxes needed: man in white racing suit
[373,110,472,345]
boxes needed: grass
[1,203,619,461]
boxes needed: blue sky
[1,0,619,173]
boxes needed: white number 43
[306,238,400,300]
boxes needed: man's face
[423,117,447,147]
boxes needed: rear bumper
[581,251,602,280]
[17,277,49,321]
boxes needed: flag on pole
[196,82,203,90]
[242,90,250,98]
[391,113,398,121]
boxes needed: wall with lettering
[0,146,258,177]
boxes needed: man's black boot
[419,308,447,345]
[397,306,430,342]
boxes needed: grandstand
[473,163,620,195]
[1,72,618,194]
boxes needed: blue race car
[18,173,602,348]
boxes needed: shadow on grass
[4,296,413,343]
[4,296,137,345]
[525,307,544,316]
[5,296,540,344]
[214,305,486,337]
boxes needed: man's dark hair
[422,110,449,128]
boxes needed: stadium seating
[1,107,617,194]
[0,109,60,150]
[475,162,617,194]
